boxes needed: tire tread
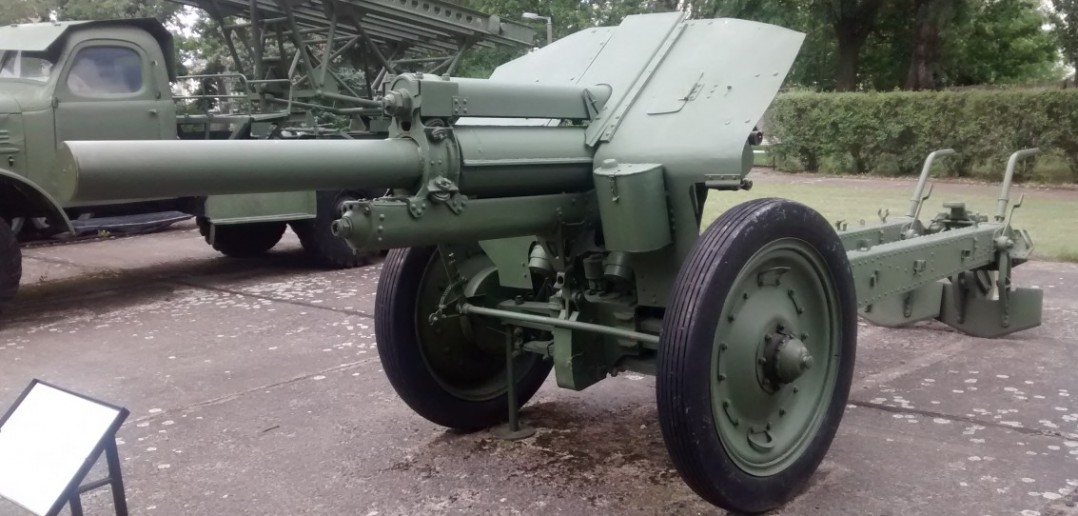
[657,198,856,513]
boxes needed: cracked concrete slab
[1,222,1076,516]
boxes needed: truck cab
[0,19,358,267]
[0,19,178,221]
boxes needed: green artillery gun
[57,12,1043,513]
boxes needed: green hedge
[763,90,1078,181]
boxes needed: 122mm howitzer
[57,13,1044,513]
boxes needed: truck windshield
[0,50,56,82]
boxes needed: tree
[1052,0,1078,82]
[852,0,1060,90]
[940,0,1061,86]
[0,0,180,26]
[54,0,180,23]
[0,0,55,25]
[818,0,882,91]
[905,0,965,90]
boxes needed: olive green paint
[59,13,1044,381]
[54,13,1047,510]
[593,162,672,253]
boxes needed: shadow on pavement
[7,248,380,322]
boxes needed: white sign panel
[0,382,124,516]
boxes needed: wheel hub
[710,239,841,476]
[763,331,813,385]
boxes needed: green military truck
[0,19,380,305]
[0,3,536,310]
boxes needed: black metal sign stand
[67,437,129,516]
[0,379,130,516]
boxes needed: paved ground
[1,214,1077,515]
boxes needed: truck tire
[290,190,382,269]
[198,218,286,258]
[0,218,22,312]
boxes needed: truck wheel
[657,198,857,514]
[290,190,382,269]
[198,218,286,258]
[0,218,22,312]
[375,245,552,431]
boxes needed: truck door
[53,42,164,144]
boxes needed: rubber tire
[198,218,286,258]
[375,246,552,431]
[290,190,381,269]
[656,198,857,514]
[0,218,22,313]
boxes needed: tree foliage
[0,0,180,25]
[722,0,1059,90]
[54,0,180,22]
[0,0,1066,91]
[0,0,56,25]
[1051,0,1078,79]
[941,0,1062,86]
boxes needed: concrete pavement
[1,221,1076,515]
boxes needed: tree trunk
[905,27,940,90]
[905,0,946,90]
[827,1,881,92]
[835,28,860,92]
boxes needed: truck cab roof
[0,18,176,81]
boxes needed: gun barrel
[60,125,598,203]
[58,139,424,202]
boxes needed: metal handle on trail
[996,148,1039,221]
[906,149,957,219]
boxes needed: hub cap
[711,238,840,476]
[765,333,813,385]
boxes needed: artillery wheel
[376,246,552,431]
[0,218,22,312]
[657,198,856,514]
[198,218,286,258]
[290,190,383,269]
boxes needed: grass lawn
[703,179,1078,263]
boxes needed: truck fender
[0,168,75,234]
